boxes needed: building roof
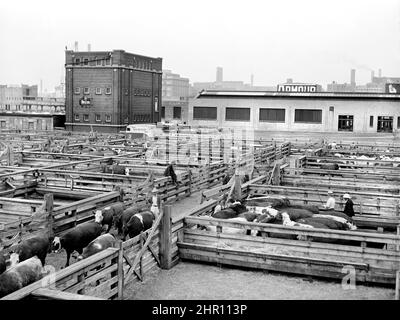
[196,90,400,100]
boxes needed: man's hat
[343,193,351,199]
[327,190,333,195]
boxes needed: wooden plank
[30,288,105,300]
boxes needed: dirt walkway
[125,261,394,300]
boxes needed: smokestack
[216,67,223,82]
[371,70,375,82]
[88,43,91,52]
[378,69,382,78]
[350,69,356,87]
[74,41,79,51]
[40,79,43,97]
[251,74,254,86]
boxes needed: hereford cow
[95,202,125,232]
[52,221,104,267]
[0,256,43,298]
[112,206,142,235]
[77,233,117,261]
[122,211,154,240]
[9,234,50,267]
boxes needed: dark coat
[343,199,355,217]
[56,221,103,267]
[164,164,178,185]
[12,235,50,266]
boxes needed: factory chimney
[371,70,375,82]
[88,43,91,52]
[251,74,254,86]
[74,41,79,51]
[350,69,356,87]
[216,67,223,82]
[378,69,382,78]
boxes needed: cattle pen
[0,131,400,300]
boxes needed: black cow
[95,202,125,232]
[211,208,238,219]
[0,251,7,275]
[112,206,142,235]
[288,204,320,215]
[9,235,50,266]
[297,217,348,230]
[52,221,104,267]
[123,211,154,240]
[245,197,291,209]
[0,256,43,298]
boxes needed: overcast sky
[1,0,399,91]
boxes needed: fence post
[117,241,124,300]
[45,193,54,238]
[160,205,172,269]
[395,270,400,300]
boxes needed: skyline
[1,0,400,92]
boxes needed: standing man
[164,161,178,186]
[322,190,335,210]
[343,193,355,217]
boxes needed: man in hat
[343,193,355,217]
[322,190,335,210]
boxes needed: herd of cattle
[0,202,157,298]
[207,196,359,242]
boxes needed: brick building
[65,49,162,132]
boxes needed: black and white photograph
[0,0,400,308]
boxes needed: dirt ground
[124,261,394,300]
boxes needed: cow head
[281,212,295,226]
[9,252,20,267]
[125,168,130,176]
[94,210,104,224]
[52,237,62,253]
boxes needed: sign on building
[385,83,400,94]
[277,84,319,92]
[79,97,91,106]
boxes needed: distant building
[65,49,162,133]
[162,70,190,123]
[189,90,400,134]
[0,84,65,130]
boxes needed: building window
[74,114,80,121]
[225,107,250,121]
[193,107,217,120]
[83,114,89,122]
[398,117,400,129]
[5,105,10,111]
[83,58,89,65]
[84,87,90,94]
[0,121,6,128]
[74,87,80,94]
[75,58,81,65]
[95,88,102,95]
[105,87,112,95]
[105,58,111,65]
[294,109,322,123]
[173,107,182,119]
[377,116,393,133]
[95,114,101,122]
[161,106,165,119]
[154,97,158,112]
[105,114,111,122]
[370,116,374,127]
[259,108,285,122]
[96,59,102,66]
[338,115,353,131]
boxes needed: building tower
[216,67,223,82]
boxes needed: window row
[74,114,112,122]
[74,57,111,66]
[73,57,153,70]
[192,107,322,123]
[74,87,112,95]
